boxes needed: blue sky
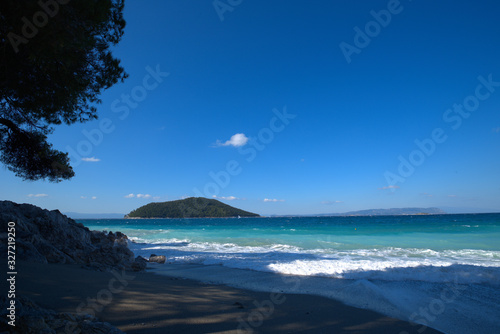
[1,0,500,216]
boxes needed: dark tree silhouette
[0,0,128,182]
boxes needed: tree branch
[0,117,20,133]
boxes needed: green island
[125,197,260,218]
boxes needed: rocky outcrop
[0,296,124,334]
[0,200,143,271]
[132,256,148,271]
[149,254,166,264]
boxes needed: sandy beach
[9,261,444,334]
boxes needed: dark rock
[0,201,139,271]
[131,256,148,271]
[149,255,166,264]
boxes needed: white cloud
[28,193,48,198]
[214,133,249,147]
[82,157,100,162]
[379,185,400,190]
[263,198,285,202]
[81,196,97,200]
[492,127,500,133]
[213,195,238,201]
[125,193,152,199]
[321,200,343,205]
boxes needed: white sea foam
[129,239,500,285]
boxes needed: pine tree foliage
[0,0,127,181]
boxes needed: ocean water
[80,214,500,334]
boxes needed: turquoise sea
[80,214,500,334]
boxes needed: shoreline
[11,260,444,334]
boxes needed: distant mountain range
[317,207,446,216]
[438,207,500,214]
[125,197,260,218]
